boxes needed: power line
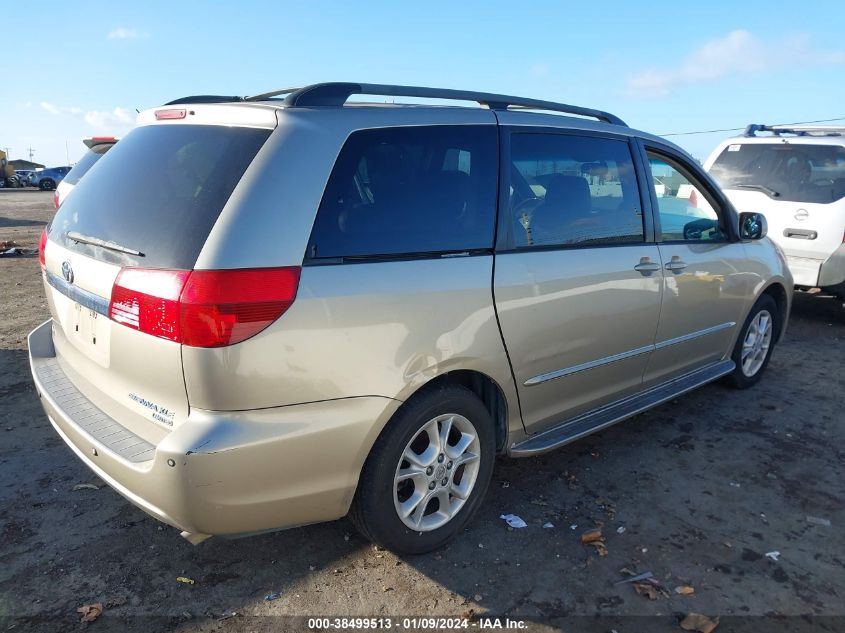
[660,116,845,137]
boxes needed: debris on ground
[176,576,196,585]
[501,481,510,488]
[72,483,100,491]
[679,613,719,632]
[581,527,608,556]
[765,551,781,561]
[77,603,103,623]
[217,611,239,621]
[264,591,282,601]
[806,515,831,527]
[674,585,696,595]
[616,526,626,534]
[615,571,654,585]
[632,577,670,600]
[500,514,527,529]
[473,594,483,602]
[543,522,554,529]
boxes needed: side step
[510,360,735,457]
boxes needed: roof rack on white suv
[165,82,628,126]
[743,123,845,137]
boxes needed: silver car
[29,83,792,554]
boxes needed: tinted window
[308,125,497,259]
[710,142,845,204]
[508,134,643,248]
[648,154,726,242]
[51,125,271,269]
[64,144,113,185]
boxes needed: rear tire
[724,294,779,389]
[40,179,55,191]
[349,384,495,554]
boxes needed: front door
[641,148,752,386]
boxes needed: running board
[510,360,735,457]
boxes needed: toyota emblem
[61,260,74,284]
[794,209,809,222]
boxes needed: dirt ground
[1,189,843,633]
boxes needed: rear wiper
[731,183,780,198]
[66,231,145,257]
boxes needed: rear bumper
[28,319,399,538]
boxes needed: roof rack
[163,95,245,105]
[744,123,845,138]
[244,82,627,126]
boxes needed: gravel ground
[1,189,843,633]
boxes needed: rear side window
[710,143,845,204]
[51,125,271,269]
[64,144,113,186]
[307,125,497,259]
[507,133,643,248]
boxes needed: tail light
[109,267,301,347]
[53,189,60,209]
[38,228,48,269]
[688,188,699,208]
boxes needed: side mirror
[739,212,768,240]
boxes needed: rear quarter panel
[181,256,519,427]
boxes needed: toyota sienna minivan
[30,83,792,554]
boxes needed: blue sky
[4,0,845,166]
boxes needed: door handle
[664,257,688,272]
[634,259,661,274]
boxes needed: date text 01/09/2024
[306,617,528,630]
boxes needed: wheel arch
[759,281,789,342]
[414,370,510,453]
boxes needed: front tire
[725,294,779,389]
[349,384,495,554]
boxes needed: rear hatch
[42,109,274,443]
[708,141,845,276]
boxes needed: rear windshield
[63,144,113,186]
[50,124,271,269]
[710,142,845,204]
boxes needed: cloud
[107,27,148,40]
[41,101,82,116]
[39,101,135,132]
[84,107,135,131]
[627,30,845,97]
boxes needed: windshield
[64,144,113,186]
[51,124,271,269]
[710,142,845,204]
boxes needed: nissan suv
[705,124,845,297]
[29,83,792,554]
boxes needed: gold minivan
[29,83,792,554]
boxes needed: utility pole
[27,147,35,163]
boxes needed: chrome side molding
[524,322,736,387]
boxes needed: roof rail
[163,95,245,105]
[744,123,845,138]
[245,82,627,126]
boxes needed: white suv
[705,125,845,296]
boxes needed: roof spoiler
[163,95,245,105]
